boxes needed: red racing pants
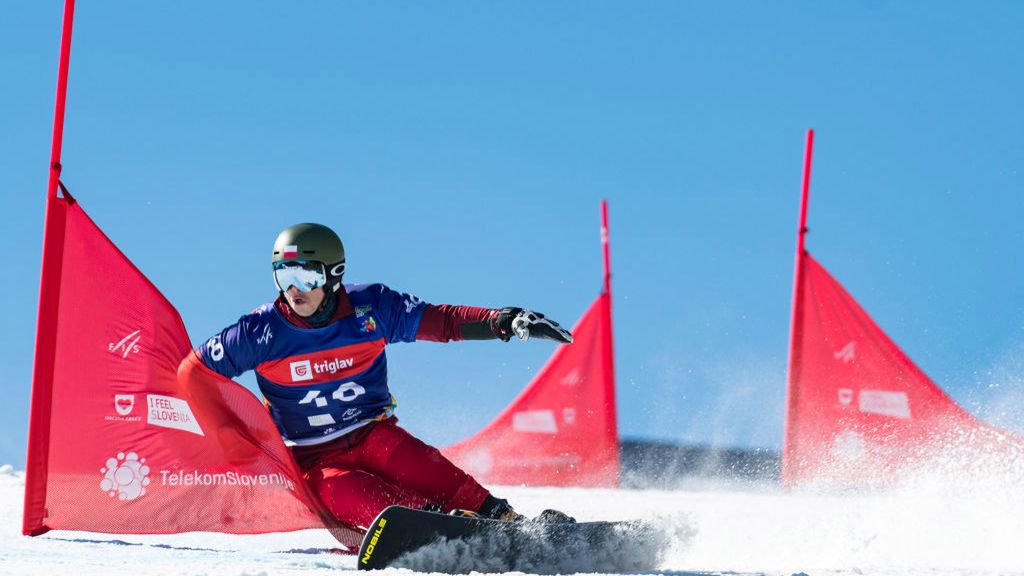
[291,417,491,529]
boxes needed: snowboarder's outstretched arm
[417,305,572,344]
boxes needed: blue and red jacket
[192,283,494,446]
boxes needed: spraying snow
[5,465,1024,575]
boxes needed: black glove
[493,307,573,344]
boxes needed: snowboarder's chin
[286,289,322,317]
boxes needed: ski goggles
[273,260,327,292]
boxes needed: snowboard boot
[533,509,576,524]
[449,509,481,518]
[477,494,526,522]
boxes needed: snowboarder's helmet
[272,223,346,287]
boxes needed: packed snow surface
[3,466,1024,576]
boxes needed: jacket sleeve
[416,304,500,342]
[194,309,266,378]
[373,284,429,343]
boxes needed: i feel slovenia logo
[100,452,151,501]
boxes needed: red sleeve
[416,304,497,342]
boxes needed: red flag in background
[444,292,619,487]
[783,252,1024,487]
[23,196,359,548]
[444,201,620,487]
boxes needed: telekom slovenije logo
[290,360,313,382]
[100,452,151,501]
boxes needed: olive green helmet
[272,223,346,280]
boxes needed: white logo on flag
[834,341,856,364]
[859,390,911,419]
[114,394,136,416]
[108,329,142,358]
[100,452,151,501]
[512,410,558,433]
[562,407,577,425]
[462,448,494,476]
[838,388,854,406]
[560,368,581,386]
[831,430,866,463]
[290,360,313,382]
[147,394,205,436]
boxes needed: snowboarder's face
[283,285,325,317]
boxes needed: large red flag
[23,194,360,548]
[443,292,619,487]
[783,253,1024,487]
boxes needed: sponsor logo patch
[115,394,136,416]
[562,407,577,425]
[360,316,377,333]
[859,390,911,419]
[834,341,857,364]
[256,324,273,345]
[105,394,143,423]
[560,368,581,386]
[290,360,314,382]
[403,294,423,313]
[108,329,142,358]
[147,394,205,436]
[838,388,854,406]
[100,452,298,503]
[100,452,151,501]
[361,517,388,565]
[512,410,558,433]
[313,357,355,375]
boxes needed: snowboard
[356,505,661,573]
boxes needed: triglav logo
[290,360,313,382]
[115,394,135,416]
[100,452,151,501]
[108,329,142,358]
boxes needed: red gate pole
[46,0,76,201]
[599,199,620,484]
[24,0,77,535]
[781,129,814,488]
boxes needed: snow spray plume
[389,517,692,574]
[787,412,1024,496]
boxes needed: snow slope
[3,465,1023,576]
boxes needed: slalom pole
[781,129,814,488]
[599,199,620,485]
[47,0,76,200]
[24,0,76,535]
[601,199,611,295]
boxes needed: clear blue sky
[2,1,1023,468]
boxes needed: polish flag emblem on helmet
[283,245,298,258]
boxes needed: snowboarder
[177,223,574,530]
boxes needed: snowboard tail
[356,505,661,573]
